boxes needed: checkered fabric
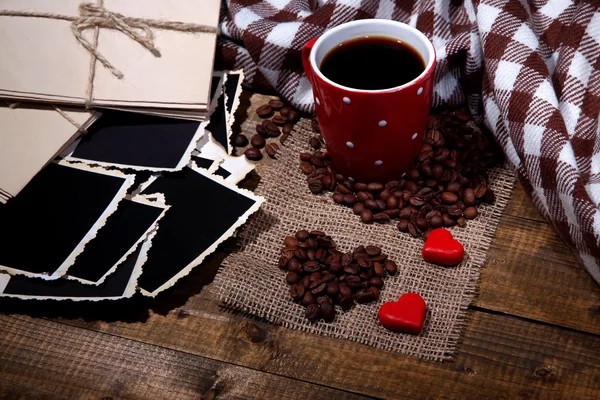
[218,0,600,285]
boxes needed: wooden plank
[0,314,370,400]
[502,183,545,222]
[478,213,600,335]
[34,293,600,399]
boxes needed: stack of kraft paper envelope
[0,0,221,203]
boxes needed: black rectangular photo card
[0,245,145,301]
[137,166,264,296]
[0,161,134,280]
[67,111,206,171]
[66,195,169,285]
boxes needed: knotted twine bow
[0,1,218,109]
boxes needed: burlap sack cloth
[212,119,516,361]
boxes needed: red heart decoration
[422,228,464,266]
[378,293,427,334]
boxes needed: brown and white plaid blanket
[217,0,600,285]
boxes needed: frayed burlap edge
[211,118,516,362]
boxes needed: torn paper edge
[0,214,158,301]
[64,121,208,173]
[0,161,136,280]
[139,165,265,297]
[223,70,245,155]
[65,193,170,286]
[196,133,255,184]
[0,234,148,301]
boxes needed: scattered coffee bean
[234,134,249,147]
[265,143,279,158]
[279,133,290,145]
[269,99,285,110]
[256,104,273,118]
[273,115,289,126]
[250,134,266,149]
[244,148,263,161]
[283,123,294,134]
[309,137,321,149]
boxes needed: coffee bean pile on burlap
[280,229,398,323]
[300,108,504,238]
[234,98,302,161]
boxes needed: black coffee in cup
[319,36,425,90]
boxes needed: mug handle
[302,37,319,85]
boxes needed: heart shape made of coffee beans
[378,292,427,334]
[422,228,464,266]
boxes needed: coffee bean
[384,260,398,275]
[464,206,478,219]
[320,301,335,322]
[264,120,281,137]
[369,276,384,289]
[416,217,428,230]
[408,222,420,238]
[457,216,467,228]
[280,106,291,116]
[463,188,476,206]
[300,275,311,289]
[353,202,364,215]
[290,284,305,301]
[287,109,299,122]
[256,123,267,136]
[306,303,320,320]
[440,191,458,205]
[373,213,390,223]
[286,271,300,285]
[455,108,470,121]
[256,104,273,118]
[234,134,249,147]
[301,291,316,306]
[397,219,409,232]
[326,282,340,297]
[332,192,344,204]
[307,237,319,249]
[428,214,443,228]
[404,181,418,193]
[310,281,327,295]
[361,209,373,223]
[272,115,288,126]
[357,257,372,269]
[354,288,377,304]
[442,213,455,227]
[279,123,293,135]
[265,143,279,158]
[365,245,381,256]
[376,199,387,210]
[250,134,266,150]
[308,178,323,194]
[363,199,378,210]
[284,236,299,247]
[343,194,357,206]
[244,148,263,161]
[367,182,384,192]
[299,152,312,161]
[386,196,399,209]
[343,265,360,275]
[295,230,309,241]
[309,137,321,149]
[269,99,284,110]
[279,133,290,145]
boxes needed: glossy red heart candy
[378,292,427,334]
[422,228,464,266]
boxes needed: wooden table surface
[1,93,600,400]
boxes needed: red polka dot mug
[302,20,436,183]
